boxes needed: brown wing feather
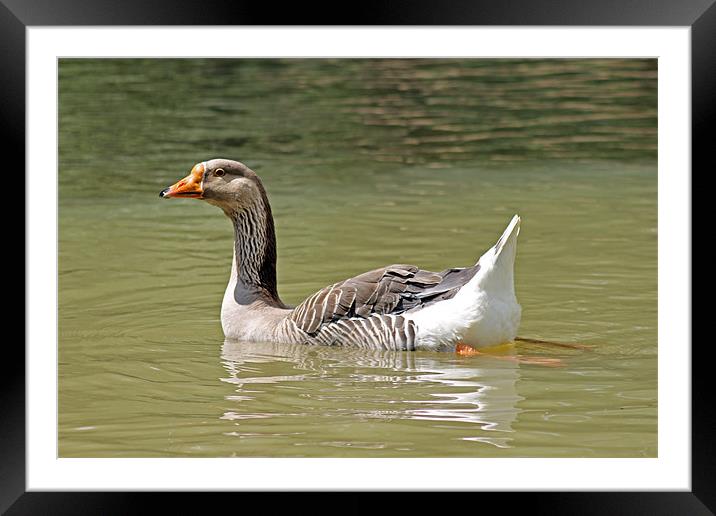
[289,263,480,335]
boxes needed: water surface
[58,59,657,457]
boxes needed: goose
[160,159,522,355]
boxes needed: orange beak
[160,162,205,199]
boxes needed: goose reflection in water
[220,339,523,450]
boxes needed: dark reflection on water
[220,339,523,450]
[58,59,657,458]
[59,58,656,201]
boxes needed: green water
[58,59,657,457]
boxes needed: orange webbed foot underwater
[455,342,565,367]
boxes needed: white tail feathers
[410,215,522,350]
[469,214,520,293]
[495,214,521,258]
[477,214,520,266]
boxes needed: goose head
[161,158,282,304]
[160,159,268,215]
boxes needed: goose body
[161,159,521,352]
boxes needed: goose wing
[288,263,480,335]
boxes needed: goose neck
[229,201,282,306]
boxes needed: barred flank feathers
[286,263,479,349]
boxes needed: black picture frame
[4,1,707,513]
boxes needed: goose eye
[215,168,225,177]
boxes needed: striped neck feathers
[228,192,282,306]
